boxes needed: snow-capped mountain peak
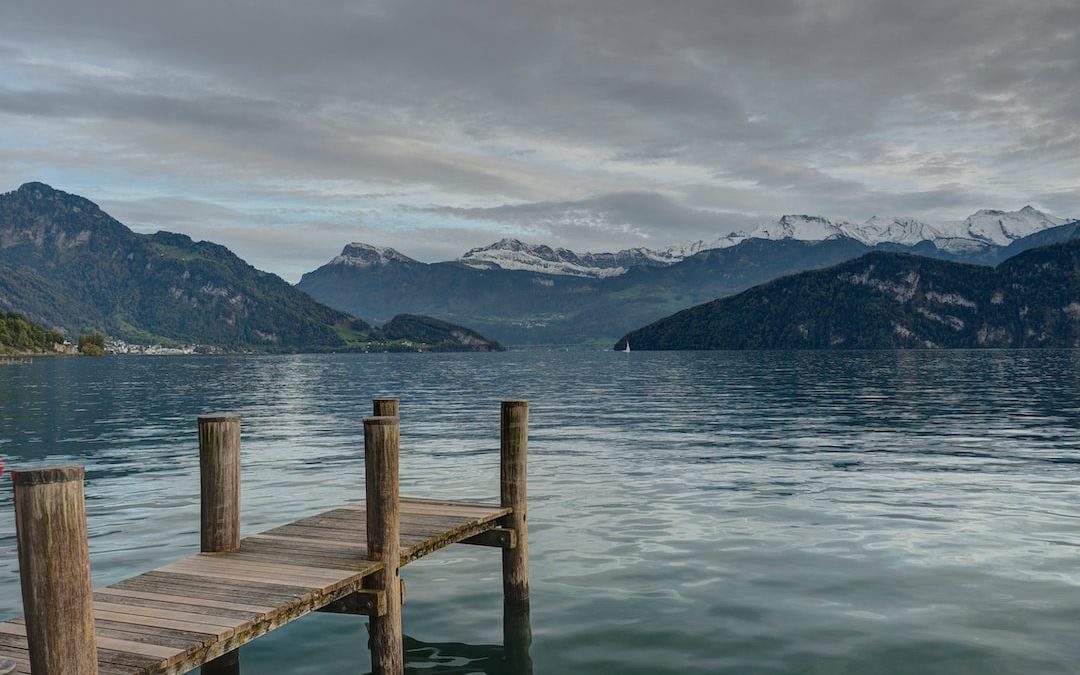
[332,242,417,268]
[460,238,663,277]
[323,206,1072,280]
[950,206,1065,247]
[651,232,748,260]
[742,207,1069,251]
[852,216,940,246]
[750,214,856,242]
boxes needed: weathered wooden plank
[93,603,242,632]
[401,517,506,563]
[160,556,357,586]
[19,624,163,674]
[93,590,267,619]
[402,496,505,511]
[234,539,366,560]
[177,554,360,577]
[2,495,508,675]
[220,549,369,571]
[112,571,315,607]
[153,563,329,589]
[90,619,216,651]
[0,623,177,661]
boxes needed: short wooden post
[373,397,399,417]
[198,414,242,674]
[365,416,403,675]
[500,401,530,609]
[198,413,241,554]
[13,465,98,675]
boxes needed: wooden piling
[500,401,530,609]
[365,415,404,675]
[13,465,98,675]
[503,601,534,675]
[198,413,241,554]
[199,414,242,674]
[373,397,399,417]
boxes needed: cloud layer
[1,0,1077,279]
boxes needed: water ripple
[0,350,1079,673]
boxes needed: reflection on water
[402,632,519,675]
[3,350,1080,674]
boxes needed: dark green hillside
[618,240,1080,350]
[0,183,500,352]
[380,314,504,351]
[0,311,64,354]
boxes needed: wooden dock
[0,399,532,675]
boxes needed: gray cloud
[429,193,760,250]
[0,0,1077,277]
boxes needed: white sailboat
[624,340,631,353]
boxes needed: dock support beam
[500,400,532,671]
[13,466,99,675]
[365,415,404,675]
[199,414,242,674]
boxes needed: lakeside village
[103,338,213,355]
[11,337,211,357]
[2,311,214,358]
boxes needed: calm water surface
[1,351,1079,674]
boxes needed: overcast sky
[1,0,1078,280]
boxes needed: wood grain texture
[364,415,404,675]
[198,414,242,674]
[13,465,98,675]
[2,486,505,674]
[373,398,399,417]
[500,401,530,609]
[198,414,241,554]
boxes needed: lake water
[2,351,1080,674]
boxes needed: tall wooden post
[365,416,403,675]
[373,397,399,417]
[199,414,242,674]
[198,413,241,554]
[500,400,532,670]
[13,465,98,675]
[500,401,530,608]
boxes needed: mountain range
[617,238,1080,350]
[0,183,502,352]
[299,207,1078,347]
[5,181,1075,351]
[447,206,1068,278]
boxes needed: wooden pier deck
[0,498,510,674]
[1,399,532,675]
